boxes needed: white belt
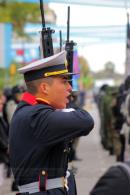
[18,177,68,194]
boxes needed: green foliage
[0,68,6,89]
[79,56,90,76]
[78,56,94,89]
[0,1,41,36]
[0,65,23,90]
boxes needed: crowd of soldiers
[95,76,130,162]
[0,84,85,192]
[0,85,25,189]
[2,75,130,194]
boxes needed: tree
[0,1,56,37]
[0,1,40,36]
[78,56,94,90]
[78,56,90,76]
[104,61,115,74]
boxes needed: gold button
[42,170,46,175]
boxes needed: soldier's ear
[40,82,50,95]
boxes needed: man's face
[47,76,72,109]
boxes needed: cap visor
[62,72,79,76]
[56,72,79,81]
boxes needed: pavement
[0,101,117,195]
[75,101,116,195]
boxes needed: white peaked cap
[17,51,78,82]
[18,50,66,74]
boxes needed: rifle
[65,6,76,86]
[39,0,54,58]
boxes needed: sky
[49,3,128,74]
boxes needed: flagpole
[125,12,130,77]
[125,0,128,77]
[124,0,130,78]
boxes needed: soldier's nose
[67,82,72,93]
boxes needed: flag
[72,49,80,91]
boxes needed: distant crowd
[91,76,130,195]
[94,76,130,162]
[0,85,25,190]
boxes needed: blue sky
[49,3,128,74]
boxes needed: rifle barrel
[67,6,70,42]
[40,0,45,28]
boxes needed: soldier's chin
[56,103,66,109]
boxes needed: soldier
[99,86,113,152]
[97,84,109,150]
[0,91,8,186]
[9,50,94,195]
[111,85,125,161]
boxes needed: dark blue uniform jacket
[9,93,94,189]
